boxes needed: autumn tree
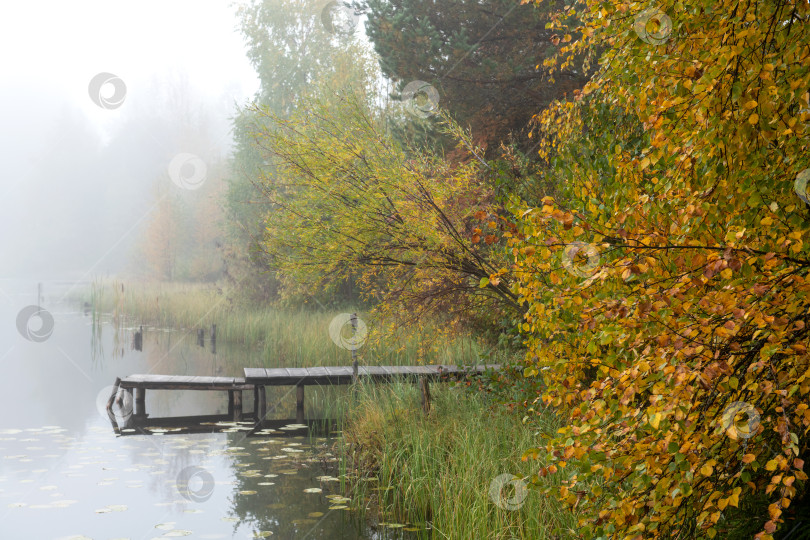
[226,0,378,303]
[504,0,810,538]
[248,86,519,328]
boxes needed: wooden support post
[227,390,234,417]
[106,377,121,415]
[419,376,431,415]
[253,385,259,418]
[134,387,146,417]
[257,385,266,424]
[233,390,243,421]
[210,324,216,343]
[197,328,205,347]
[296,384,305,424]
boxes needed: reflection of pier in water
[106,365,500,436]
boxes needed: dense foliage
[506,0,810,537]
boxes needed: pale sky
[0,0,262,279]
[0,0,259,141]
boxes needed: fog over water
[0,0,259,280]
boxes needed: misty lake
[0,280,408,540]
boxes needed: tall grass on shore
[336,381,578,539]
[82,280,498,368]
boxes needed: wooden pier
[106,364,500,431]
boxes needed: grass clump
[338,380,579,539]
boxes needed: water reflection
[0,281,414,539]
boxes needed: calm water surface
[0,280,401,540]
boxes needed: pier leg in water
[296,384,305,424]
[233,390,243,421]
[135,387,146,417]
[227,390,234,417]
[257,385,266,423]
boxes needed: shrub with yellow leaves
[511,0,810,537]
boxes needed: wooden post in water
[210,324,216,353]
[233,390,243,421]
[257,385,266,424]
[133,326,143,351]
[134,387,146,417]
[227,390,234,417]
[197,328,205,347]
[296,384,305,424]
[106,377,122,415]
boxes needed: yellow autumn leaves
[509,0,810,537]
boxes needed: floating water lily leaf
[162,531,192,537]
[257,482,275,486]
[315,476,339,482]
[328,505,348,510]
[155,523,176,530]
[303,487,322,493]
[251,532,273,538]
[308,512,324,518]
[96,504,127,513]
[239,490,258,495]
